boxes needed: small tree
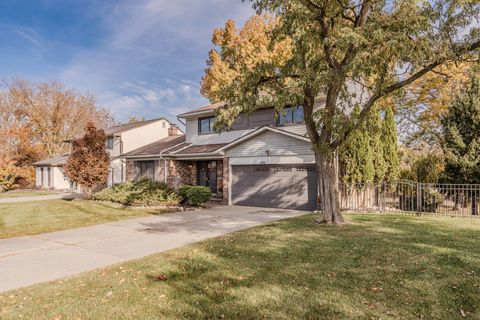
[65,122,110,195]
[340,106,374,186]
[442,75,480,214]
[368,106,388,185]
[383,106,400,181]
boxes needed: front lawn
[0,190,55,198]
[1,214,479,319]
[0,199,175,239]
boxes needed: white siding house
[33,118,182,191]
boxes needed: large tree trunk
[315,148,343,224]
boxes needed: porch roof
[172,143,227,155]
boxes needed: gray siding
[231,164,317,210]
[226,130,313,158]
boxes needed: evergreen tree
[383,106,400,181]
[368,106,387,184]
[340,106,374,186]
[442,75,480,184]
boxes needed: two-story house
[33,118,182,191]
[122,99,325,210]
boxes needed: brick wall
[167,160,197,189]
[222,157,229,204]
[154,160,165,182]
[168,124,180,136]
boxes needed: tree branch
[298,0,321,13]
[332,37,480,149]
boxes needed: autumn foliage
[0,79,113,191]
[65,123,110,195]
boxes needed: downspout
[158,140,188,184]
[176,116,186,127]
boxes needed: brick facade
[222,157,229,204]
[126,158,229,203]
[167,160,197,189]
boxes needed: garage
[231,164,318,210]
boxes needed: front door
[197,161,217,194]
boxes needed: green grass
[1,213,480,319]
[0,199,175,239]
[0,190,55,198]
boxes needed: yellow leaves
[398,62,473,143]
[201,15,293,101]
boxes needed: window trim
[106,138,114,150]
[276,106,304,126]
[198,116,215,134]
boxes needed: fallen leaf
[154,274,168,281]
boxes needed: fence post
[416,182,422,215]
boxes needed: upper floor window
[277,106,304,125]
[198,116,215,134]
[106,138,114,149]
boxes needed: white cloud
[14,27,42,49]
[98,79,207,124]
[58,0,254,122]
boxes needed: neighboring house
[32,155,75,191]
[33,118,182,191]
[122,98,326,210]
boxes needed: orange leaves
[201,15,292,102]
[64,123,110,194]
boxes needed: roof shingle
[122,135,186,157]
[33,155,69,167]
[174,143,227,155]
[177,102,224,118]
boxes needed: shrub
[93,179,180,206]
[0,163,35,192]
[179,185,212,206]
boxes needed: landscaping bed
[1,213,479,319]
[93,179,212,209]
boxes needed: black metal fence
[340,180,480,216]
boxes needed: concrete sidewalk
[0,205,304,293]
[0,192,77,203]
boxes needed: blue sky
[0,0,254,123]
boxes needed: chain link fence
[340,180,480,216]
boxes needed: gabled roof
[33,154,69,167]
[122,135,186,157]
[105,117,171,136]
[217,125,311,152]
[177,102,224,118]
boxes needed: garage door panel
[231,164,317,210]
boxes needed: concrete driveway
[0,205,304,293]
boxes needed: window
[277,106,304,125]
[106,138,114,149]
[135,161,155,180]
[198,116,215,134]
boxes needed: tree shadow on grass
[143,214,480,319]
